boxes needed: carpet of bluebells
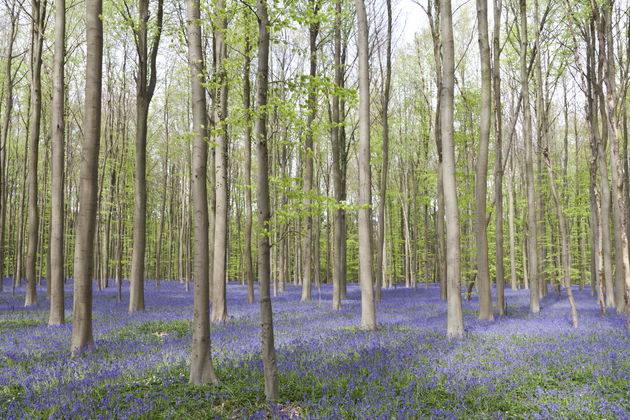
[1,278,629,419]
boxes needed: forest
[1,0,630,416]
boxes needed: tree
[129,0,165,314]
[0,0,19,294]
[474,0,493,321]
[71,0,103,355]
[375,0,392,302]
[49,0,66,326]
[25,0,47,307]
[301,0,320,303]
[244,33,255,304]
[440,0,463,339]
[211,0,229,323]
[255,0,279,399]
[331,0,347,310]
[492,0,505,315]
[186,0,219,385]
[520,0,539,313]
[355,0,376,331]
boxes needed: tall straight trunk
[244,35,255,304]
[355,0,376,331]
[211,0,229,323]
[25,0,47,307]
[425,0,446,300]
[186,0,218,385]
[331,0,346,310]
[255,0,279,399]
[375,0,392,302]
[49,0,65,326]
[590,0,630,328]
[301,0,320,302]
[440,0,464,338]
[0,0,18,292]
[71,0,102,355]
[475,0,493,321]
[129,0,164,314]
[595,86,615,308]
[492,0,504,315]
[520,0,539,313]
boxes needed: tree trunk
[301,0,320,303]
[331,0,346,310]
[129,0,164,313]
[211,0,229,323]
[475,0,493,321]
[0,0,18,293]
[492,0,505,315]
[520,0,539,313]
[186,0,218,385]
[440,0,464,339]
[375,0,392,302]
[25,0,47,307]
[356,0,376,331]
[244,35,255,304]
[71,0,102,355]
[49,0,65,325]
[255,0,279,399]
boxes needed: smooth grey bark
[355,0,376,331]
[590,0,630,329]
[440,0,464,339]
[475,0,493,321]
[186,0,218,385]
[255,0,279,399]
[129,0,164,314]
[244,35,255,304]
[301,0,320,302]
[0,0,18,293]
[375,0,392,301]
[71,0,102,355]
[211,0,229,323]
[520,0,539,313]
[25,0,47,307]
[49,0,66,326]
[331,0,347,309]
[492,0,505,315]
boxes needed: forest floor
[0,279,628,419]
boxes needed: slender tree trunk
[49,0,65,325]
[356,0,376,331]
[211,0,229,323]
[0,1,18,293]
[244,35,255,304]
[25,0,47,307]
[508,155,517,290]
[590,0,630,328]
[301,0,320,302]
[129,0,164,313]
[375,0,392,302]
[475,0,493,321]
[71,0,102,355]
[331,0,346,309]
[492,0,505,315]
[440,0,464,338]
[186,0,218,384]
[520,0,539,313]
[255,0,279,399]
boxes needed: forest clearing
[1,281,628,418]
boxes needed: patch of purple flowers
[0,278,629,418]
